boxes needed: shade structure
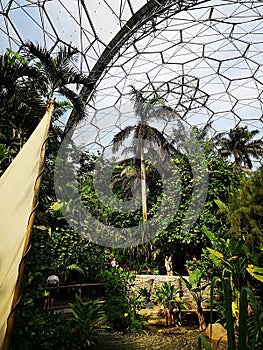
[0,102,53,350]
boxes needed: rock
[203,323,228,343]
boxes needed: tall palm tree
[112,87,179,222]
[16,42,90,227]
[215,126,263,170]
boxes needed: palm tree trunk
[197,303,206,331]
[140,148,147,222]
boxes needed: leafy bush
[69,295,108,349]
[153,281,187,326]
[12,306,74,350]
[101,268,145,333]
[103,295,130,331]
[101,268,135,296]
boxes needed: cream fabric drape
[0,106,52,349]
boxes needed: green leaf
[207,247,224,260]
[238,288,248,350]
[246,265,263,282]
[202,225,216,242]
[189,268,202,286]
[198,336,211,350]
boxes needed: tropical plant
[204,226,249,303]
[0,48,46,151]
[102,295,130,331]
[153,144,242,256]
[48,227,105,283]
[125,292,148,333]
[215,166,263,248]
[69,295,108,349]
[61,264,85,283]
[203,225,263,331]
[101,268,145,332]
[153,281,186,326]
[112,87,178,222]
[12,306,74,350]
[177,269,209,330]
[215,126,263,171]
[20,42,88,123]
[101,267,135,296]
[0,144,11,174]
[198,277,263,350]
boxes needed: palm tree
[0,49,46,150]
[194,121,214,142]
[20,41,88,124]
[112,87,179,222]
[0,43,89,152]
[153,281,184,326]
[214,126,263,171]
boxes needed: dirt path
[94,327,228,350]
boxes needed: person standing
[110,257,117,268]
[165,255,172,276]
[168,253,174,276]
[44,273,60,310]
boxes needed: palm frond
[112,125,135,152]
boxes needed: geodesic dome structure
[1,0,262,136]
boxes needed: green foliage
[102,294,145,333]
[203,225,251,286]
[69,295,108,349]
[153,281,187,326]
[215,126,263,170]
[247,265,263,283]
[215,166,263,247]
[246,290,263,349]
[0,48,46,152]
[49,227,105,283]
[198,336,211,350]
[155,153,241,249]
[178,269,208,307]
[21,41,88,127]
[202,277,263,350]
[153,281,181,311]
[0,143,11,173]
[76,132,244,266]
[138,287,151,302]
[11,226,107,348]
[176,269,209,330]
[103,295,130,331]
[101,268,135,296]
[25,227,105,286]
[123,291,148,333]
[12,307,74,350]
[101,268,145,332]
